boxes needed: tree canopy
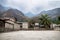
[39,14,52,29]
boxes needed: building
[34,23,39,29]
[14,22,20,31]
[50,24,60,30]
[0,17,21,32]
[0,17,29,32]
[17,22,29,30]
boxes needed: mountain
[0,5,28,22]
[1,8,28,22]
[32,8,60,22]
[25,12,36,18]
[39,8,60,18]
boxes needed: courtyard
[0,31,60,40]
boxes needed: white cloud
[1,0,60,14]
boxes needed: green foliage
[39,14,52,29]
[28,19,35,28]
[29,19,35,24]
[54,16,60,24]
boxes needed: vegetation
[39,14,52,29]
[53,16,60,24]
[28,19,35,28]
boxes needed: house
[0,17,20,32]
[0,16,29,32]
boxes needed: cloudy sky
[0,0,60,14]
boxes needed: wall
[50,24,60,30]
[5,23,14,31]
[22,22,28,29]
[14,23,20,30]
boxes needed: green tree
[39,14,51,29]
[55,16,60,24]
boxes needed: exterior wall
[50,24,60,30]
[22,22,28,29]
[54,27,60,31]
[5,20,15,31]
[14,23,20,30]
[51,24,56,28]
[54,24,60,31]
[5,23,14,31]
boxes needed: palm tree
[39,14,51,29]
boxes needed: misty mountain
[25,12,36,18]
